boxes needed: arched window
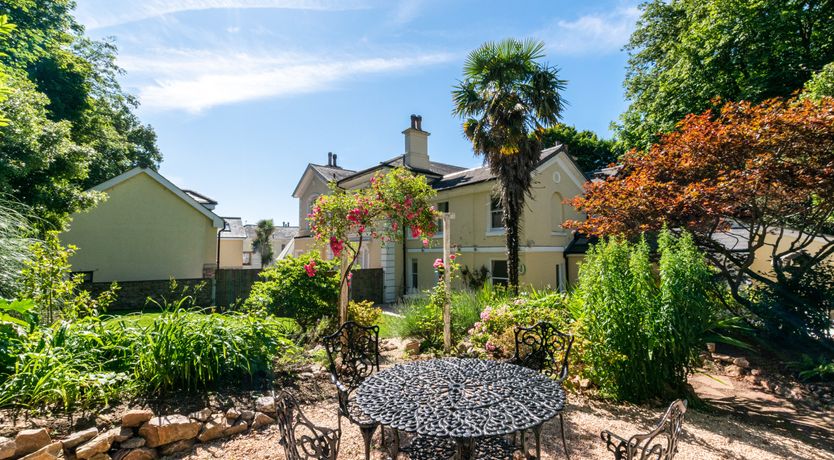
[551,192,564,232]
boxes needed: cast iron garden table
[356,357,566,459]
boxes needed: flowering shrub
[468,292,570,359]
[243,253,339,326]
[307,168,439,321]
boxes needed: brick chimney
[403,114,430,170]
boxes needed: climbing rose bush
[307,167,439,320]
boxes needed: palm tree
[252,219,275,266]
[453,38,566,294]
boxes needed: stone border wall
[0,395,283,460]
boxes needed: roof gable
[91,167,224,228]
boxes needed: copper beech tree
[307,168,439,323]
[567,97,834,312]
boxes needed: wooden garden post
[339,252,349,324]
[442,212,455,353]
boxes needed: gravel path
[173,392,833,460]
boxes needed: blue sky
[74,0,641,225]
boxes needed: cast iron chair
[512,321,574,459]
[275,391,341,460]
[600,399,688,460]
[322,321,382,460]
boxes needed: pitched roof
[310,164,356,182]
[243,224,299,242]
[220,217,247,239]
[431,144,567,191]
[91,167,224,228]
[336,155,466,187]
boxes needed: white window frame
[490,259,509,286]
[487,197,505,236]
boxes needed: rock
[197,415,229,443]
[138,414,201,448]
[158,439,194,456]
[725,364,744,377]
[750,368,762,376]
[733,357,750,368]
[117,448,158,460]
[63,428,99,450]
[119,437,146,449]
[299,372,315,380]
[113,427,133,443]
[0,436,15,460]
[188,408,212,423]
[225,408,241,421]
[743,375,759,385]
[223,419,248,436]
[251,412,275,429]
[88,454,111,460]
[19,441,62,460]
[404,339,421,354]
[255,396,275,414]
[706,342,716,353]
[122,410,154,428]
[239,410,255,422]
[75,430,116,459]
[15,428,52,457]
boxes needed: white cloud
[121,49,454,112]
[75,0,369,29]
[540,7,640,55]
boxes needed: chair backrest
[605,399,688,460]
[275,391,341,460]
[321,321,380,393]
[512,321,574,380]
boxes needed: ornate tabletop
[356,357,565,439]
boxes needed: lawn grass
[378,312,403,339]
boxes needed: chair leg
[360,425,376,460]
[559,413,570,460]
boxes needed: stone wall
[82,279,212,310]
[0,395,287,460]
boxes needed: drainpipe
[213,221,231,307]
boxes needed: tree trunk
[505,196,520,295]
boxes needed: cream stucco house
[61,167,225,283]
[291,116,589,303]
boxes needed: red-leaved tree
[567,97,834,318]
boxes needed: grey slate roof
[221,217,247,238]
[336,155,467,186]
[310,164,356,182]
[244,225,299,242]
[431,145,565,191]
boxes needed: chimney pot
[332,153,338,167]
[327,152,333,166]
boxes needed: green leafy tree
[619,0,834,149]
[251,219,275,266]
[803,61,834,100]
[0,0,160,224]
[0,76,97,231]
[453,38,566,293]
[0,15,16,126]
[539,123,620,172]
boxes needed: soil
[2,338,832,459]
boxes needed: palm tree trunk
[504,189,521,296]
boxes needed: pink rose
[304,260,317,277]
